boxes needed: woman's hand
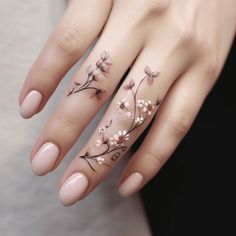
[19,0,236,206]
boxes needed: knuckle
[167,111,191,137]
[145,0,169,14]
[137,0,169,19]
[194,48,219,80]
[52,117,80,135]
[175,22,217,62]
[200,51,219,79]
[175,18,219,79]
[143,149,166,167]
[174,15,202,51]
[204,59,218,79]
[176,22,197,47]
[57,25,84,55]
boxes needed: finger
[118,67,214,197]
[30,14,146,176]
[58,46,186,206]
[19,0,112,118]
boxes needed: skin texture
[19,0,236,206]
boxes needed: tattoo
[67,51,112,99]
[79,64,161,172]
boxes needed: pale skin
[19,0,236,206]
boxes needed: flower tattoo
[79,64,161,172]
[67,51,112,99]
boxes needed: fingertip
[119,172,144,197]
[19,90,43,119]
[59,172,89,206]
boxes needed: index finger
[19,0,112,118]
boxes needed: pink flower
[117,99,129,113]
[95,61,112,78]
[86,64,97,75]
[143,100,155,115]
[144,66,159,85]
[96,59,103,67]
[92,70,103,80]
[100,61,111,73]
[101,51,109,61]
[124,79,135,90]
[109,130,129,146]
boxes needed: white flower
[117,99,129,113]
[126,111,134,119]
[95,139,102,147]
[115,130,129,141]
[96,157,105,165]
[137,99,145,108]
[109,138,117,146]
[135,116,144,125]
[109,130,129,146]
[143,100,155,116]
[98,126,106,134]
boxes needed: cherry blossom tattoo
[67,51,112,99]
[79,65,161,172]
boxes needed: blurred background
[1,1,235,236]
[0,1,151,235]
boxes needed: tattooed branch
[67,51,112,99]
[79,63,161,172]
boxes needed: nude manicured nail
[59,173,88,206]
[20,90,42,119]
[119,172,144,197]
[31,142,59,176]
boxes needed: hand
[19,0,236,206]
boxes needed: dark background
[141,39,236,236]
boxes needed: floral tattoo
[67,51,112,99]
[78,63,161,172]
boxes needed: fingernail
[119,172,144,197]
[20,90,43,119]
[59,172,88,206]
[31,142,59,176]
